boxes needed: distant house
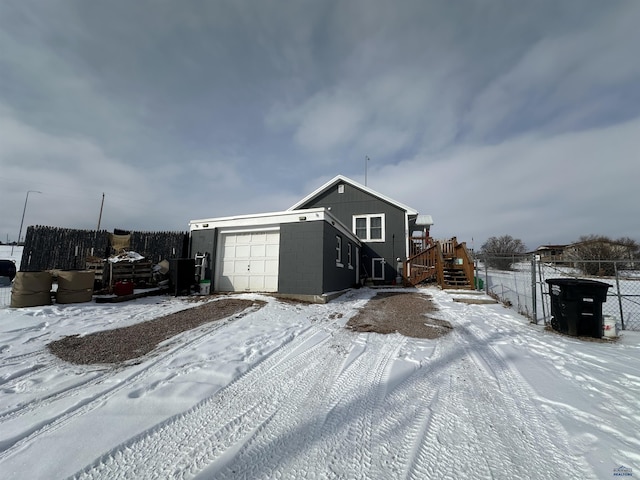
[189,175,431,301]
[534,245,568,263]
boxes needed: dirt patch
[347,292,452,339]
[48,299,265,365]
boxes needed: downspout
[404,212,410,283]
[404,212,410,260]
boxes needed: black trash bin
[169,258,196,296]
[546,278,611,338]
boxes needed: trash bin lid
[546,278,611,302]
[545,278,611,288]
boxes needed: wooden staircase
[404,237,474,289]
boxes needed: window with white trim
[336,235,343,266]
[352,214,385,242]
[347,243,353,269]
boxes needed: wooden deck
[404,237,475,290]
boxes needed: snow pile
[108,251,146,263]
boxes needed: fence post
[538,257,547,324]
[613,261,626,330]
[531,254,537,323]
[484,257,489,294]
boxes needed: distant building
[533,245,568,263]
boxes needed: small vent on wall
[338,184,345,194]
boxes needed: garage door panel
[265,259,278,272]
[216,230,279,292]
[251,232,267,243]
[264,276,278,291]
[266,244,279,256]
[249,259,265,274]
[221,260,235,275]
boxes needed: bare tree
[567,235,639,276]
[481,235,527,270]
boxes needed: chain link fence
[0,286,11,307]
[475,254,640,331]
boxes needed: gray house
[189,175,427,301]
[289,175,424,284]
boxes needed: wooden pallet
[108,261,153,290]
[85,261,106,284]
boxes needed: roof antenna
[365,155,369,186]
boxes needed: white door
[372,257,385,280]
[216,231,280,292]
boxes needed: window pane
[355,218,367,239]
[370,216,382,239]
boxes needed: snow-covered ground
[477,261,640,330]
[1,281,638,479]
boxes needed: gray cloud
[1,0,639,249]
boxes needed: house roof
[535,245,568,251]
[415,214,433,226]
[189,207,360,244]
[288,175,419,215]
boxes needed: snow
[0,250,639,478]
[477,260,640,331]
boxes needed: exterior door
[216,230,280,292]
[372,257,385,280]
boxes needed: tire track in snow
[322,333,406,479]
[208,329,361,480]
[71,309,405,480]
[371,341,446,479]
[399,301,596,480]
[0,307,260,460]
[71,320,340,480]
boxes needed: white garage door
[216,231,280,292]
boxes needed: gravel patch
[48,298,265,365]
[347,291,452,339]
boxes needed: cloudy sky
[1,0,639,250]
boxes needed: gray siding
[189,228,216,282]
[278,221,358,295]
[321,222,359,293]
[278,222,324,295]
[297,182,407,282]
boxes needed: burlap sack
[10,291,52,308]
[12,271,53,295]
[56,270,95,304]
[109,233,131,252]
[11,272,53,307]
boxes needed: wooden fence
[19,226,189,272]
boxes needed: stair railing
[454,241,475,288]
[404,243,438,285]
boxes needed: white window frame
[347,243,353,269]
[336,235,343,267]
[352,214,385,242]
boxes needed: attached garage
[216,230,280,292]
[189,208,361,301]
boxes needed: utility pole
[12,190,41,255]
[97,193,105,230]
